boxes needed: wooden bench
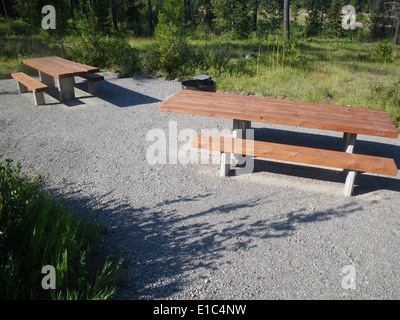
[11,72,48,105]
[191,134,398,197]
[78,73,104,95]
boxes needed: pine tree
[327,0,344,37]
[305,2,323,37]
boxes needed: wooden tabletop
[23,56,100,79]
[160,90,399,139]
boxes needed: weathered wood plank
[191,134,398,176]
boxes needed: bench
[78,73,104,95]
[11,72,48,105]
[191,134,398,197]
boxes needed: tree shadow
[75,80,161,108]
[49,185,364,299]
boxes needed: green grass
[182,37,400,129]
[0,156,121,300]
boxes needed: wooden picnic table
[23,56,100,101]
[160,90,399,196]
[161,90,399,139]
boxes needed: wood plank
[79,73,104,81]
[11,72,48,92]
[161,90,399,138]
[175,91,392,124]
[191,134,399,176]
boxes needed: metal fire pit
[181,74,217,92]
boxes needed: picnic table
[22,56,102,101]
[160,90,399,196]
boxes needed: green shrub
[377,40,394,63]
[0,156,121,300]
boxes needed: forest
[1,0,398,40]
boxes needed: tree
[110,0,118,30]
[305,2,323,37]
[148,0,153,34]
[384,1,400,45]
[261,0,283,32]
[212,0,251,39]
[283,0,290,39]
[369,0,388,40]
[2,0,8,18]
[327,0,344,37]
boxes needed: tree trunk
[2,0,8,18]
[283,0,290,40]
[147,0,153,34]
[393,18,400,45]
[253,0,258,31]
[110,0,118,30]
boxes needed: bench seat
[11,72,48,105]
[191,134,398,197]
[78,73,104,95]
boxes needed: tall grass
[0,156,121,300]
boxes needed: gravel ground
[1,73,400,300]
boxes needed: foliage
[327,0,344,38]
[64,3,139,76]
[377,40,394,63]
[305,2,323,37]
[0,156,121,299]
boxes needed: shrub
[377,40,394,63]
[0,156,121,299]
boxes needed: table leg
[342,132,357,197]
[342,132,357,153]
[56,77,75,101]
[220,152,231,176]
[39,71,56,89]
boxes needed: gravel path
[1,73,400,300]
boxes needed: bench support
[220,152,231,176]
[56,77,75,101]
[88,81,97,95]
[342,133,358,197]
[17,82,28,94]
[232,119,251,161]
[16,82,45,106]
[344,171,357,197]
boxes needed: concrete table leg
[39,71,56,88]
[33,92,45,105]
[56,77,75,101]
[342,132,358,197]
[220,152,231,176]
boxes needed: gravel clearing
[1,73,400,300]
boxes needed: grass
[0,156,121,299]
[187,37,400,129]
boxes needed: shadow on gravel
[75,81,161,108]
[50,186,364,299]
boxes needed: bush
[0,156,121,299]
[377,40,394,63]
